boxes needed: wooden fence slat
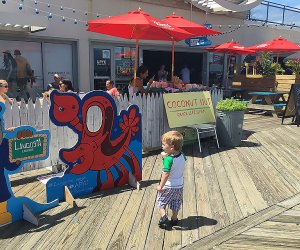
[42,98,51,169]
[27,99,35,127]
[11,100,20,127]
[35,98,43,130]
[20,100,29,126]
[3,99,12,128]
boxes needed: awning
[0,11,47,33]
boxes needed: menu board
[94,48,111,77]
[282,84,300,126]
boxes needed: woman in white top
[0,80,13,105]
[128,65,154,95]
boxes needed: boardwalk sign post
[163,91,215,128]
[0,102,58,227]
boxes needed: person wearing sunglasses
[0,80,13,105]
[59,79,74,93]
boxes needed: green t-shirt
[162,152,186,189]
[163,155,174,172]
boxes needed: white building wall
[1,0,300,91]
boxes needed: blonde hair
[161,130,184,151]
[0,79,7,85]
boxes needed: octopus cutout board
[0,102,58,227]
[46,90,142,202]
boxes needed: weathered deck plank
[107,155,158,249]
[201,146,229,232]
[193,144,215,239]
[125,155,161,250]
[1,114,300,249]
[208,146,244,224]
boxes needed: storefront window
[0,39,73,100]
[114,47,135,89]
[93,48,111,90]
[0,40,42,100]
[228,55,236,76]
[43,43,73,90]
[209,53,224,87]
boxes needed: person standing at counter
[157,64,168,82]
[180,64,190,83]
[128,65,154,95]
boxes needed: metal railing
[248,1,300,28]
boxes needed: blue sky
[271,0,300,8]
[251,0,300,25]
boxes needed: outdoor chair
[189,123,220,153]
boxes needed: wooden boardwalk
[1,114,300,249]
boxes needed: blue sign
[185,36,212,47]
[204,23,213,29]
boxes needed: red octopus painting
[46,90,142,202]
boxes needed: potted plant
[216,98,247,147]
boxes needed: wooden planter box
[232,74,300,93]
[275,75,300,92]
[232,75,276,92]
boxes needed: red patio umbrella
[210,41,255,55]
[87,9,193,90]
[248,36,300,52]
[207,41,255,87]
[248,36,300,62]
[162,13,220,81]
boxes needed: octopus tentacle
[123,146,142,181]
[114,162,129,187]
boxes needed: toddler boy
[156,131,186,227]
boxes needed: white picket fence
[2,90,223,172]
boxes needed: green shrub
[285,59,300,75]
[257,52,274,76]
[271,63,285,75]
[216,98,247,111]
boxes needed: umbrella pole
[225,54,230,89]
[133,37,139,94]
[171,40,175,82]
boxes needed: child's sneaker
[158,215,168,227]
[171,218,179,227]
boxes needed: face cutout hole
[86,106,102,132]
